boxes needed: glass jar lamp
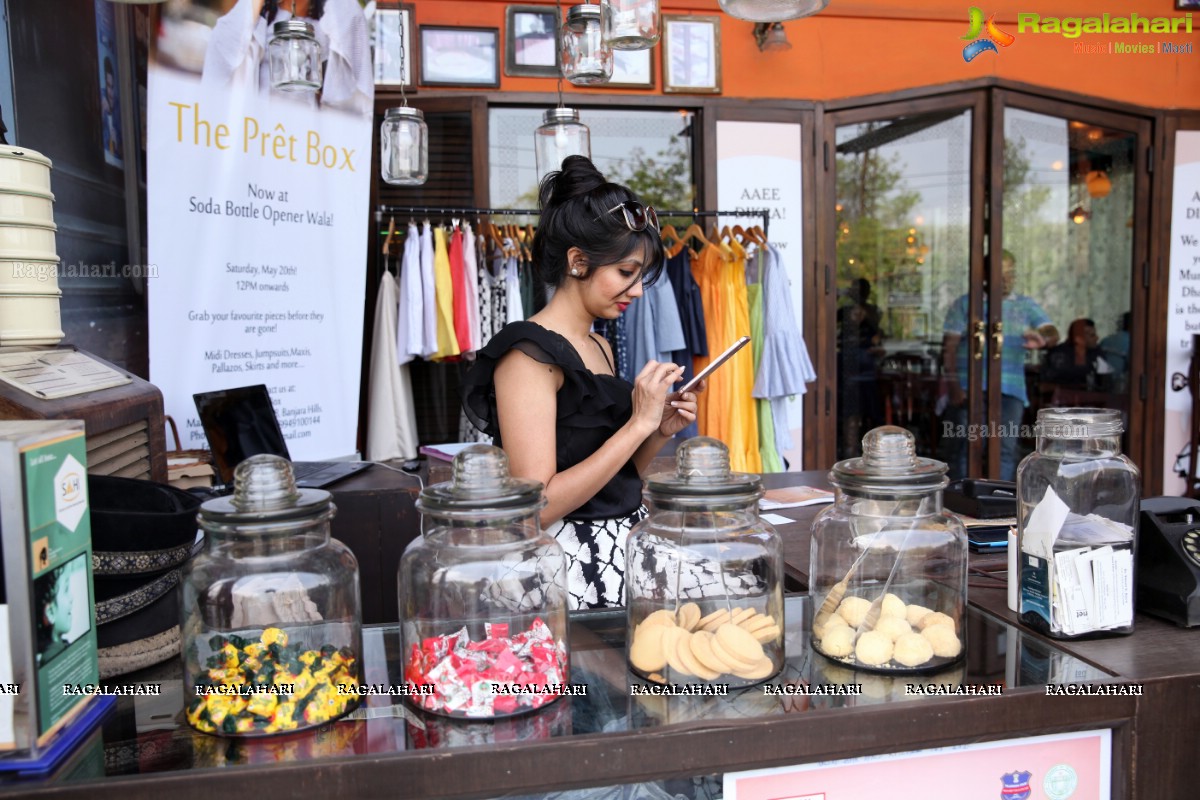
[267,19,323,93]
[381,106,428,186]
[182,455,362,737]
[563,4,613,85]
[399,445,569,718]
[809,427,967,673]
[600,0,660,50]
[1017,408,1139,639]
[626,437,784,688]
[534,108,591,182]
[719,0,830,22]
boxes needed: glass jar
[562,4,613,86]
[718,0,830,23]
[601,0,660,50]
[182,455,362,737]
[626,437,783,688]
[1017,408,1139,639]
[399,445,569,718]
[534,108,591,182]
[380,106,428,186]
[268,19,322,93]
[809,426,967,673]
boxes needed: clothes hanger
[660,224,685,258]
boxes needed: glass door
[993,95,1150,478]
[830,97,983,465]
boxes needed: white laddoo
[873,616,913,642]
[905,604,933,628]
[893,632,934,667]
[813,611,849,639]
[837,596,872,628]
[855,630,894,666]
[880,592,907,619]
[919,611,956,632]
[922,625,962,658]
[820,625,856,657]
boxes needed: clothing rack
[375,206,772,238]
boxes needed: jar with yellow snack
[626,437,784,688]
[182,455,363,737]
[809,427,967,674]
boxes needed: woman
[463,156,700,610]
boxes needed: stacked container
[0,145,64,346]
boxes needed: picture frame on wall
[505,5,560,78]
[419,25,501,88]
[662,15,721,94]
[608,48,654,89]
[373,3,417,87]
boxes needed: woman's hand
[630,360,684,437]
[659,388,699,438]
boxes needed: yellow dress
[432,226,461,360]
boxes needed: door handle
[972,320,985,361]
[991,321,1003,360]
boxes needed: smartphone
[677,336,751,395]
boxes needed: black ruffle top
[462,321,642,520]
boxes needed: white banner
[148,1,372,459]
[1163,130,1200,493]
[716,120,807,470]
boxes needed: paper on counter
[759,486,834,510]
[1023,485,1070,559]
[760,513,795,526]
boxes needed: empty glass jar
[809,427,967,673]
[268,19,322,93]
[380,106,428,186]
[719,0,830,23]
[534,108,591,181]
[601,0,660,49]
[626,437,783,688]
[1017,408,1139,639]
[562,4,613,85]
[399,445,569,718]
[182,455,362,737]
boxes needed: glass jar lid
[644,436,761,501]
[1037,407,1122,439]
[417,444,544,515]
[830,426,947,494]
[272,19,316,38]
[384,106,425,121]
[542,107,582,126]
[567,3,604,29]
[198,454,333,525]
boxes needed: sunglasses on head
[598,200,659,233]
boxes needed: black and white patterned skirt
[545,506,648,610]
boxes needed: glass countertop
[2,596,1111,790]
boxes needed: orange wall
[410,0,1200,108]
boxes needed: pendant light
[600,0,660,50]
[563,3,613,85]
[720,0,829,23]
[268,19,323,93]
[535,1,591,181]
[381,13,427,186]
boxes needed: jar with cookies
[398,445,570,718]
[809,426,968,673]
[626,437,784,688]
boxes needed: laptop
[193,384,371,489]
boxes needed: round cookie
[893,632,934,667]
[734,656,775,681]
[697,608,732,632]
[752,624,782,644]
[819,625,855,657]
[641,609,678,629]
[855,630,894,666]
[689,630,731,676]
[873,616,913,642]
[630,625,668,672]
[905,604,934,629]
[675,630,720,680]
[880,592,907,619]
[662,627,693,676]
[922,625,962,658]
[714,623,765,668]
[919,611,956,632]
[729,607,756,626]
[742,613,775,633]
[676,602,701,632]
[837,596,872,628]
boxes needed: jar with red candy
[398,445,569,718]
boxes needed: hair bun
[539,155,607,209]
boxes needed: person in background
[1100,311,1132,388]
[1043,318,1113,391]
[837,277,884,458]
[941,250,1059,481]
[462,156,701,610]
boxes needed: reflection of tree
[1001,134,1055,292]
